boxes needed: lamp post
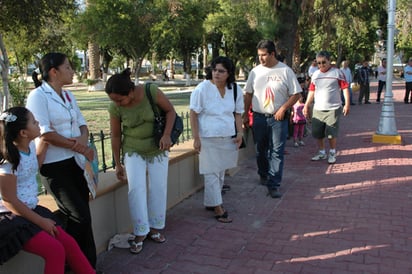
[372,0,402,144]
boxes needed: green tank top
[108,84,166,161]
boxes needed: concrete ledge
[2,133,255,273]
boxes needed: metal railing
[90,111,192,172]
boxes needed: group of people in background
[2,38,411,273]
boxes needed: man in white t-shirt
[340,60,355,105]
[243,40,302,198]
[376,58,387,103]
[308,59,318,78]
[303,51,350,165]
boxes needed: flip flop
[129,236,146,254]
[148,232,166,243]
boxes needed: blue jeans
[252,113,288,189]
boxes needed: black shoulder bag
[145,83,184,147]
[232,83,246,149]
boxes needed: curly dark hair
[209,56,236,89]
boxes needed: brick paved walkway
[97,80,412,274]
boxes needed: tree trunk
[0,33,10,110]
[88,41,100,80]
[271,1,302,67]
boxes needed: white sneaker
[298,140,305,146]
[311,152,327,161]
[294,142,299,147]
[328,152,336,164]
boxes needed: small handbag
[145,83,184,147]
[232,82,246,149]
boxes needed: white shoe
[298,140,305,146]
[294,142,299,147]
[328,152,336,164]
[311,152,326,161]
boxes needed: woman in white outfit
[190,56,244,223]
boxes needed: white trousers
[124,153,168,236]
[203,171,225,207]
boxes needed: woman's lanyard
[40,84,76,138]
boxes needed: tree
[204,0,262,74]
[73,0,156,82]
[396,0,412,60]
[85,0,101,81]
[267,0,309,66]
[152,0,216,78]
[0,0,76,109]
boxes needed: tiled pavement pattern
[97,80,412,274]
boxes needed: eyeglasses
[317,61,327,65]
[212,68,227,73]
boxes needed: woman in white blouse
[190,56,244,223]
[26,53,97,268]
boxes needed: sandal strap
[129,239,144,254]
[150,232,162,240]
[130,241,143,248]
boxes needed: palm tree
[268,0,311,68]
[85,0,100,82]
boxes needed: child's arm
[0,173,58,237]
[36,136,48,168]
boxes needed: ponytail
[32,71,42,88]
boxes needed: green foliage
[0,0,76,33]
[1,1,77,76]
[72,0,157,76]
[396,0,412,61]
[204,0,262,68]
[302,0,387,66]
[8,76,29,107]
[151,0,217,73]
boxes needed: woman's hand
[115,165,127,182]
[69,138,94,161]
[234,135,243,149]
[159,134,172,151]
[193,137,201,153]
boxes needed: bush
[8,77,29,106]
[85,79,100,86]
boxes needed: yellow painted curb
[372,133,402,144]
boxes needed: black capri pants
[40,157,97,267]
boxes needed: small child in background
[291,95,306,147]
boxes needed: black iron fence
[90,111,192,172]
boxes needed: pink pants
[293,123,305,140]
[23,226,95,274]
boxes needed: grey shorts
[311,108,342,139]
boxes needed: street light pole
[372,0,402,144]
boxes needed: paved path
[97,80,412,274]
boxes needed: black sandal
[222,185,231,191]
[214,211,232,223]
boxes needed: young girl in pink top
[291,95,306,147]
